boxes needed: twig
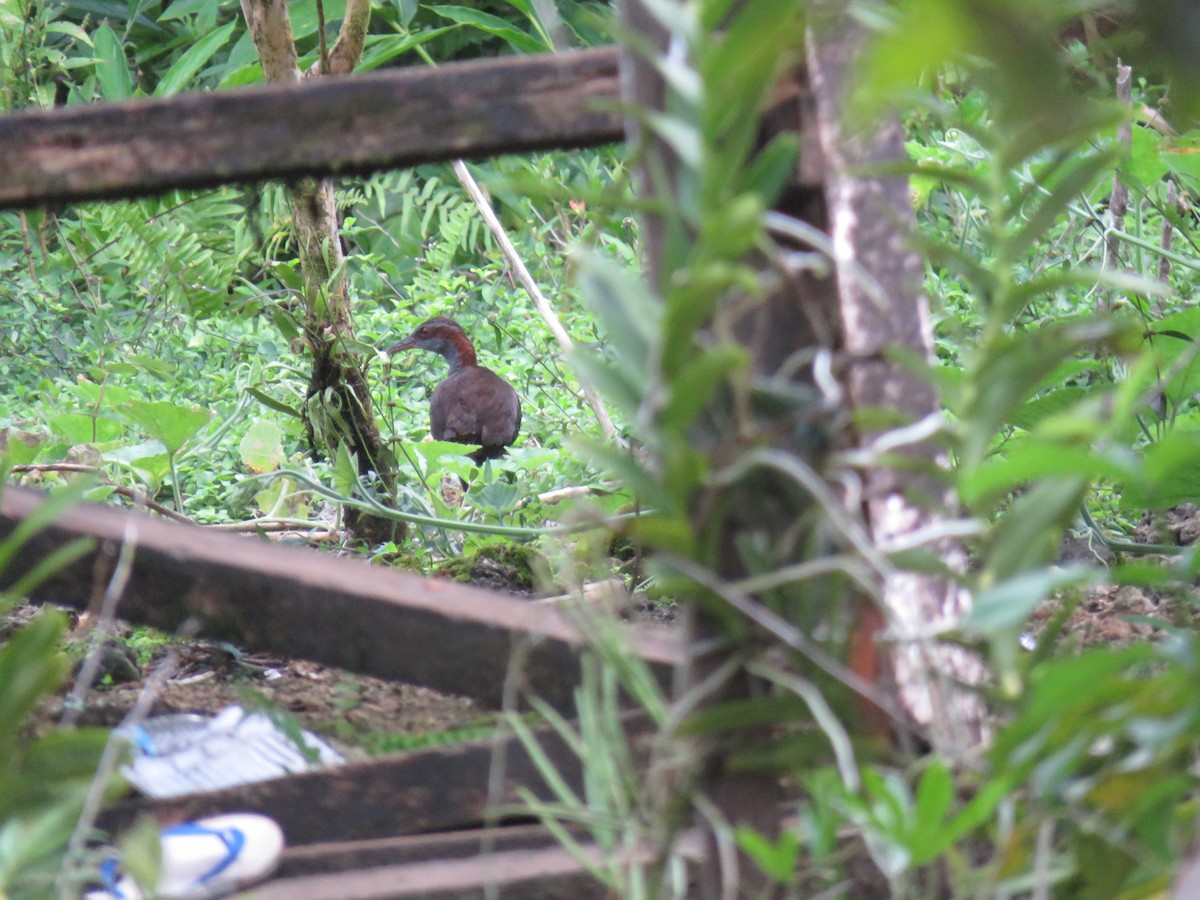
[61,496,142,726]
[1102,63,1132,298]
[1158,180,1178,295]
[57,649,183,900]
[451,159,618,441]
[10,465,194,523]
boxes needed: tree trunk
[240,0,399,544]
[806,2,987,753]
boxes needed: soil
[6,539,669,759]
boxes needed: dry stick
[1103,63,1133,297]
[451,159,618,441]
[10,465,193,524]
[61,499,143,726]
[56,499,181,898]
[1158,180,1178,298]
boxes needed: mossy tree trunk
[240,0,399,544]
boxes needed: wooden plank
[245,842,613,900]
[100,714,651,845]
[0,48,621,209]
[246,827,702,899]
[0,485,677,713]
[275,824,576,876]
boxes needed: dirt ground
[6,542,669,759]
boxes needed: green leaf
[1161,132,1200,194]
[572,250,658,376]
[331,441,359,496]
[357,27,457,72]
[735,827,799,884]
[1124,124,1169,186]
[104,441,171,488]
[968,563,1096,632]
[48,413,124,445]
[120,400,212,456]
[739,133,800,207]
[959,441,1135,509]
[153,19,237,96]
[980,475,1090,584]
[428,5,549,53]
[909,760,955,860]
[1008,386,1090,431]
[657,344,746,435]
[239,418,285,473]
[246,387,301,419]
[92,24,132,100]
[1121,431,1200,510]
[1005,148,1119,263]
[0,611,69,769]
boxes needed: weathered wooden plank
[100,713,655,845]
[0,48,621,209]
[275,824,576,877]
[247,826,702,899]
[0,485,677,713]
[246,843,612,900]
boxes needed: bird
[385,315,522,466]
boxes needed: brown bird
[386,315,522,466]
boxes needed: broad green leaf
[104,441,171,487]
[71,380,135,410]
[959,441,1134,509]
[1008,386,1090,431]
[154,19,237,96]
[331,441,359,496]
[0,430,44,467]
[159,0,211,22]
[239,418,284,473]
[48,413,124,445]
[1124,124,1169,186]
[120,400,212,456]
[92,24,132,100]
[1121,431,1200,510]
[909,760,955,860]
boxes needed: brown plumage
[386,316,521,465]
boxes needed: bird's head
[385,315,476,369]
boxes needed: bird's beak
[385,336,416,355]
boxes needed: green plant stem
[1079,505,1180,556]
[257,468,642,539]
[1106,228,1200,272]
[167,451,183,512]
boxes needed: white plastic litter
[116,705,342,798]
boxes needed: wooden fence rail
[0,48,622,208]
